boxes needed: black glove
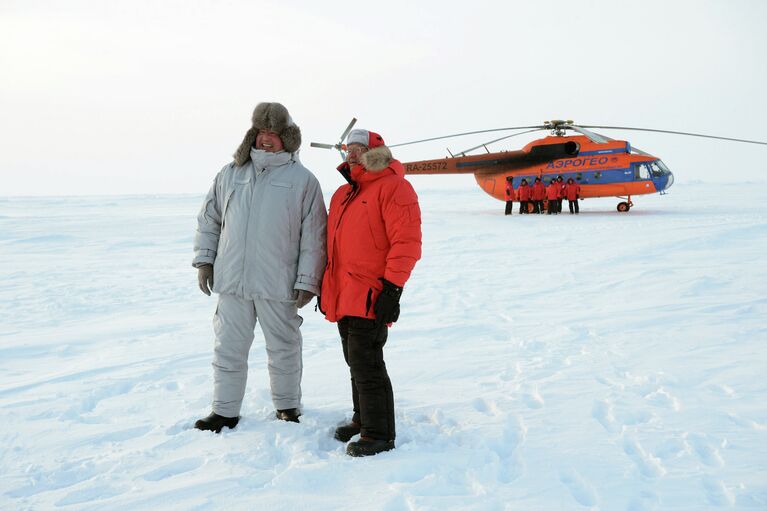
[198,264,214,296]
[374,279,403,325]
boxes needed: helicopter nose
[662,172,674,191]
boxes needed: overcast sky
[2,0,766,196]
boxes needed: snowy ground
[1,182,766,510]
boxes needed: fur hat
[347,128,392,172]
[233,102,302,166]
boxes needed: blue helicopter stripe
[511,167,643,187]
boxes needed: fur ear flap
[233,127,258,167]
[280,124,302,153]
[361,146,393,172]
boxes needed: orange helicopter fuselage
[402,135,674,201]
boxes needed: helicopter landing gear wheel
[617,201,631,212]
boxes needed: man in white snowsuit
[192,102,327,432]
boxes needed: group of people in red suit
[505,175,581,215]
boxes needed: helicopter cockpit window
[635,163,651,179]
[649,161,671,176]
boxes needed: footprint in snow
[686,433,725,468]
[559,467,599,507]
[472,398,499,416]
[644,387,680,411]
[702,476,735,507]
[522,386,544,409]
[489,415,526,484]
[142,457,205,481]
[592,399,618,434]
[623,437,666,478]
[627,490,660,511]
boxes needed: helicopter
[311,119,767,212]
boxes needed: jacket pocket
[363,201,389,251]
[345,271,381,319]
[221,188,236,231]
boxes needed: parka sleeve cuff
[383,270,408,289]
[192,250,216,268]
[294,274,321,296]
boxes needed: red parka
[517,183,532,201]
[546,182,560,200]
[321,147,422,323]
[565,182,581,201]
[505,181,514,200]
[531,180,546,201]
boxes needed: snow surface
[1,183,766,510]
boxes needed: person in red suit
[321,129,422,457]
[546,178,560,215]
[517,178,531,214]
[565,177,582,214]
[504,176,515,215]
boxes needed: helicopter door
[634,163,651,180]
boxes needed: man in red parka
[546,178,560,215]
[565,177,582,214]
[321,129,422,457]
[504,176,514,215]
[517,178,531,214]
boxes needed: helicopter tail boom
[403,142,580,175]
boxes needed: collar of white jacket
[249,148,294,173]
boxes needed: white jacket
[193,149,327,301]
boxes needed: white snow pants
[211,293,303,417]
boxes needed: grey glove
[295,289,315,308]
[198,264,214,296]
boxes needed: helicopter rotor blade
[456,128,546,156]
[578,126,767,146]
[571,126,655,156]
[309,142,337,149]
[389,125,545,148]
[567,125,612,144]
[339,117,358,143]
[310,117,357,161]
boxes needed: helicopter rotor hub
[543,119,574,137]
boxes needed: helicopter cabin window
[593,171,602,179]
[648,162,666,176]
[635,163,651,180]
[576,173,582,181]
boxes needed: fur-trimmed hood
[233,102,301,167]
[360,146,393,172]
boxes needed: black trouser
[547,199,557,214]
[535,200,544,213]
[557,198,563,212]
[519,200,529,214]
[504,200,513,215]
[568,199,579,214]
[338,317,394,441]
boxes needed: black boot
[194,412,239,433]
[346,437,395,457]
[333,421,361,442]
[275,408,301,423]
